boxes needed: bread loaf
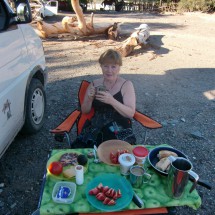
[63,166,76,178]
[155,157,171,172]
[158,150,178,159]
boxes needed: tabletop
[39,145,201,215]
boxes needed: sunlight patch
[204,90,215,100]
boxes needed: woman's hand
[95,91,114,105]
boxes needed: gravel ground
[0,11,214,215]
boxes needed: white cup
[75,165,84,185]
[118,153,135,175]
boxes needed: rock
[180,118,186,122]
[10,203,16,209]
[190,131,204,139]
[0,201,4,207]
[168,119,179,126]
[161,121,168,126]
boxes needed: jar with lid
[133,146,149,165]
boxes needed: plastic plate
[46,150,88,180]
[86,173,133,212]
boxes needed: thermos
[166,156,199,199]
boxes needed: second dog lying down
[130,23,150,45]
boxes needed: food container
[118,153,135,175]
[132,146,149,165]
[52,181,76,204]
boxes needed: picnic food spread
[40,146,202,215]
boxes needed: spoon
[93,149,99,164]
[94,145,98,152]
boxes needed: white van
[0,0,47,158]
[30,0,58,19]
[40,0,58,18]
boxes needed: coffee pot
[166,156,199,199]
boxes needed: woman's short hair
[99,49,122,66]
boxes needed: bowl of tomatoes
[97,140,133,166]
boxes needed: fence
[123,1,178,12]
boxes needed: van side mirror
[16,2,32,23]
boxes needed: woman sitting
[73,49,136,148]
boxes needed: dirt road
[0,11,214,215]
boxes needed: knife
[132,191,144,208]
[120,177,144,208]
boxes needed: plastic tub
[52,181,76,204]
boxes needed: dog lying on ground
[106,22,119,40]
[116,24,150,57]
[130,24,150,45]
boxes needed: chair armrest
[50,110,81,134]
[133,110,162,129]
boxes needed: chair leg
[64,132,72,148]
[167,207,177,215]
[54,133,65,142]
[54,132,72,148]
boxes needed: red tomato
[110,152,115,159]
[110,156,118,164]
[48,161,63,175]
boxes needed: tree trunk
[71,0,87,35]
[34,0,115,38]
[116,37,138,57]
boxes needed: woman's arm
[95,81,136,118]
[81,83,96,113]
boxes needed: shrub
[177,0,215,12]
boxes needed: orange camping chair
[50,80,162,148]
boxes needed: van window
[0,2,6,30]
[50,1,57,7]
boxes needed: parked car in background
[57,0,87,12]
[30,0,58,19]
[0,0,47,158]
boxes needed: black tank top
[77,80,135,147]
[91,81,130,124]
[92,80,126,112]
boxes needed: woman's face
[100,63,120,81]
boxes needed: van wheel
[22,79,46,134]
